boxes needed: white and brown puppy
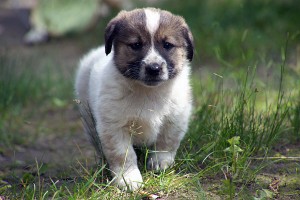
[75,7,194,190]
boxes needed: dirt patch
[0,106,97,178]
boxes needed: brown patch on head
[154,10,194,78]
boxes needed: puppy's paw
[114,167,143,191]
[147,152,175,171]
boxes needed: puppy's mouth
[142,78,164,86]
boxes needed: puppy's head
[105,8,194,87]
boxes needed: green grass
[0,52,74,147]
[0,53,73,112]
[1,0,300,199]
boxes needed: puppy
[75,7,194,191]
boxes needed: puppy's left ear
[182,27,194,62]
[104,20,120,55]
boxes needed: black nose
[145,63,162,76]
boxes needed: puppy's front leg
[100,126,143,191]
[147,114,190,171]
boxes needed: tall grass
[0,53,73,112]
[182,65,288,166]
[0,54,39,113]
[175,47,291,198]
[0,52,74,146]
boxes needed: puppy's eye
[129,42,143,50]
[163,41,174,50]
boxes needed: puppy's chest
[124,119,156,145]
[121,92,173,144]
[123,92,172,121]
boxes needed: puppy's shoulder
[170,64,192,104]
[79,46,108,69]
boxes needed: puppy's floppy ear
[182,27,194,62]
[105,20,120,55]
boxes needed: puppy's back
[75,46,106,103]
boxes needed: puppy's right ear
[105,20,120,55]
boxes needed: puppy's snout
[145,63,163,76]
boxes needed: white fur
[144,9,160,36]
[75,9,192,191]
[142,9,168,82]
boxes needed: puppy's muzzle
[140,61,168,86]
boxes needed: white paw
[114,167,143,191]
[147,152,175,171]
